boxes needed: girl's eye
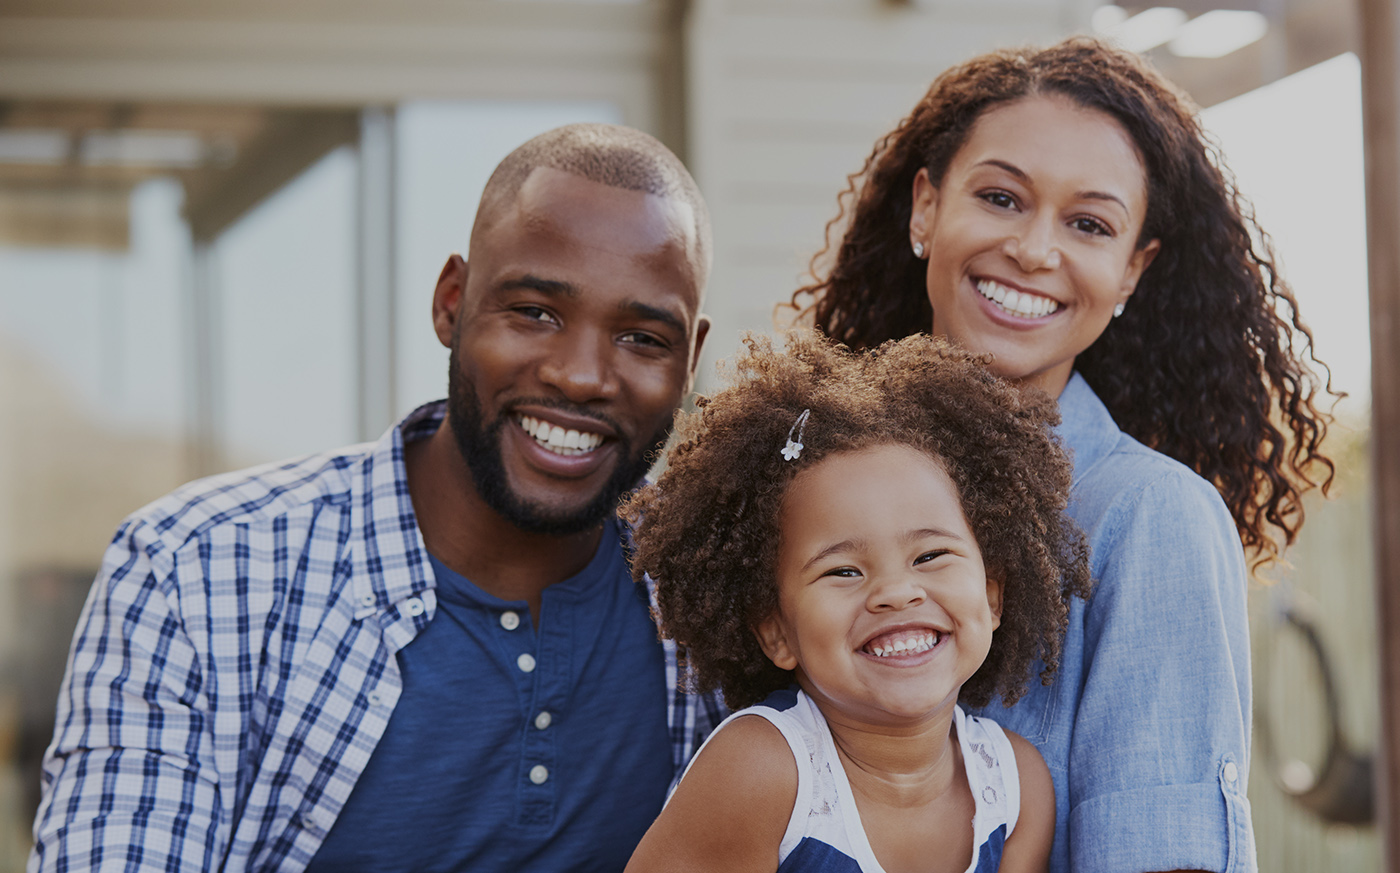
[821,566,862,579]
[1072,216,1113,237]
[980,190,1017,210]
[914,550,950,566]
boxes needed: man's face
[434,167,709,535]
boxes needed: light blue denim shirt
[972,373,1257,873]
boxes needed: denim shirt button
[1223,761,1239,784]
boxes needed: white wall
[684,0,1087,389]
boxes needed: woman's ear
[753,614,799,671]
[909,167,940,248]
[985,576,1004,631]
[1120,237,1161,301]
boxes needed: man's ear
[753,613,798,672]
[686,315,712,392]
[985,576,1004,631]
[432,254,468,348]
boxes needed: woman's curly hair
[622,331,1091,711]
[788,36,1338,571]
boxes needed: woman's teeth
[977,279,1060,318]
[865,630,941,658]
[519,415,604,456]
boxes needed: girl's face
[909,95,1160,397]
[755,444,1002,727]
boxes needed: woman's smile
[909,94,1159,397]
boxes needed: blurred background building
[0,0,1384,869]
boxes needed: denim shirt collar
[1056,372,1121,490]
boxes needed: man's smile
[517,414,606,456]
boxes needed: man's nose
[536,331,621,403]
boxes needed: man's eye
[515,306,556,323]
[620,331,667,348]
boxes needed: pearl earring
[912,241,925,258]
[1113,302,1126,318]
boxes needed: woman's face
[909,95,1160,397]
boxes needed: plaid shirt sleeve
[32,405,730,872]
[30,516,225,872]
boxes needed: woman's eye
[1072,216,1112,237]
[980,190,1017,210]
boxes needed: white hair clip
[781,409,811,461]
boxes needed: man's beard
[446,348,672,536]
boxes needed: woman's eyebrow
[977,158,1029,181]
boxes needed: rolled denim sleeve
[1068,470,1256,873]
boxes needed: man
[30,123,724,873]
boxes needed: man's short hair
[476,123,712,278]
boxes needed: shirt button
[534,711,552,730]
[358,592,376,608]
[404,597,425,617]
[1223,762,1239,784]
[500,611,521,631]
[517,653,537,673]
[529,765,549,785]
[367,691,384,707]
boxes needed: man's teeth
[865,630,941,658]
[519,415,604,456]
[977,279,1060,318]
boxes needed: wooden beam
[182,110,357,242]
[1357,0,1400,868]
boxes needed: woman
[790,37,1337,873]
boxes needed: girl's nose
[866,573,927,612]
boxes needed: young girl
[622,332,1090,873]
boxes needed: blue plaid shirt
[29,401,726,873]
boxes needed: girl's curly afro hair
[622,331,1091,711]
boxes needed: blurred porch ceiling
[0,0,1359,250]
[0,0,685,249]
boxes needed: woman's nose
[1004,215,1062,272]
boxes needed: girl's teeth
[977,279,1059,318]
[518,415,604,456]
[866,631,941,658]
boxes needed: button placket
[517,589,573,826]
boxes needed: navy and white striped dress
[686,688,1020,873]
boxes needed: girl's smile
[755,443,1003,727]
